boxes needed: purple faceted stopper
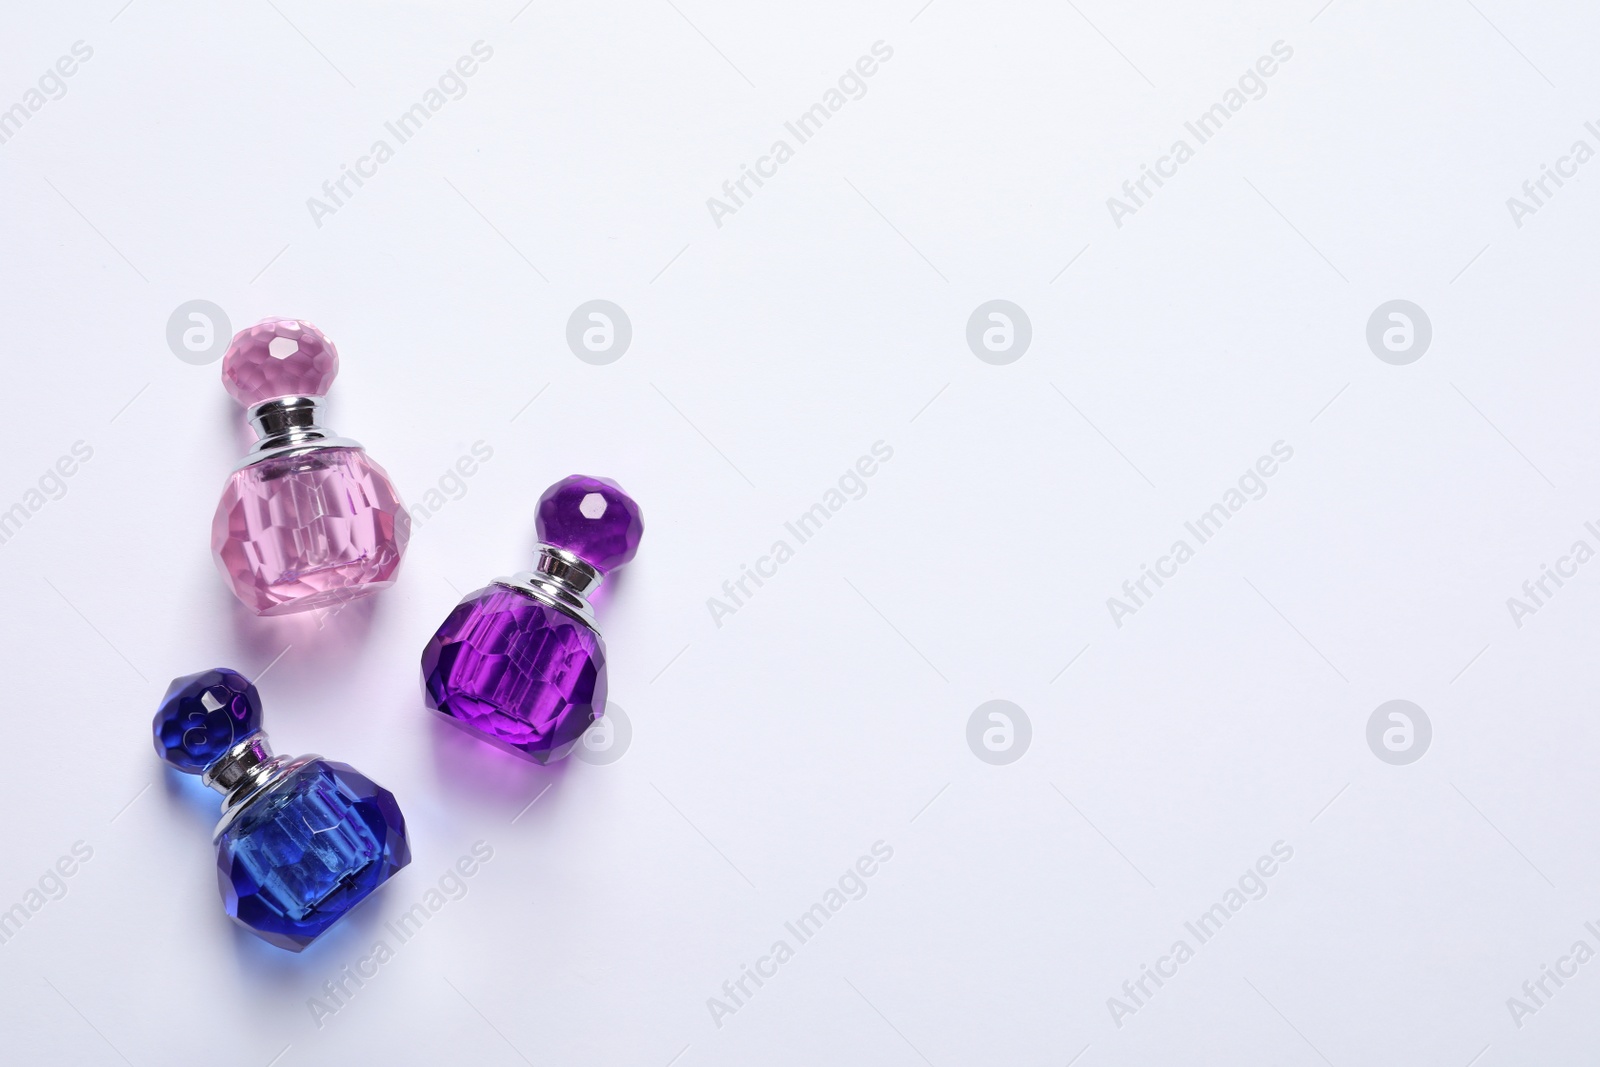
[221,318,339,407]
[535,475,643,573]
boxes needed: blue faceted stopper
[153,668,263,774]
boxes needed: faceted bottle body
[421,584,608,763]
[213,447,409,616]
[216,759,410,951]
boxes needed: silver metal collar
[203,734,319,839]
[234,395,362,471]
[497,545,603,629]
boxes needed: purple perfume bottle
[421,475,643,763]
[212,318,410,615]
[153,668,410,951]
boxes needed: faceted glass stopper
[217,759,410,951]
[221,318,339,407]
[153,668,263,774]
[535,475,643,573]
[213,447,410,615]
[421,584,607,764]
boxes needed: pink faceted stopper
[221,318,339,407]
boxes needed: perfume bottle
[212,318,410,615]
[421,475,643,763]
[153,668,410,951]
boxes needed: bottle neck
[499,545,603,628]
[203,735,323,839]
[236,395,362,470]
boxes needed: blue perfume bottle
[153,668,410,951]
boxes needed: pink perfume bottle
[212,318,410,616]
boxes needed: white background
[2,1,1598,1063]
